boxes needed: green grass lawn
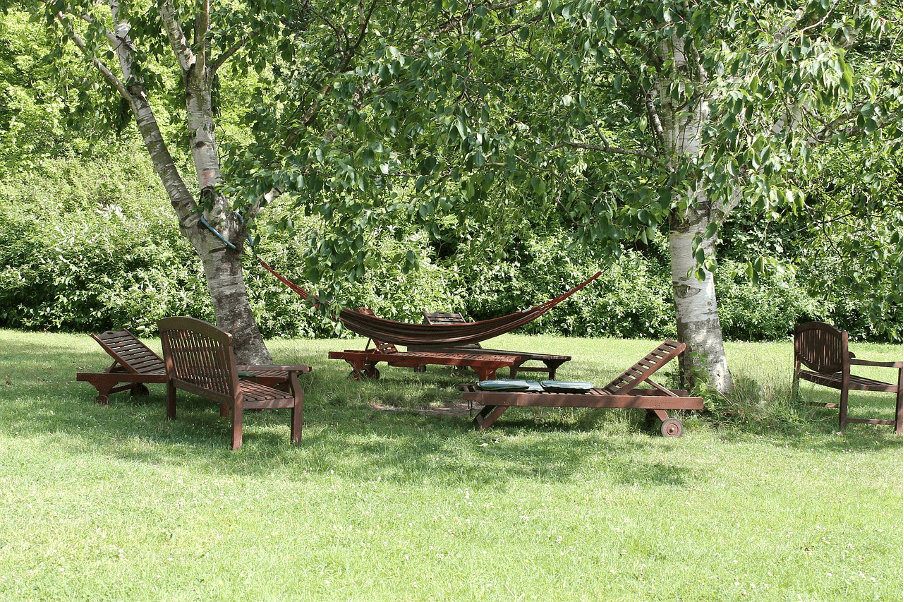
[0,329,901,601]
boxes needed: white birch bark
[94,1,274,363]
[657,35,733,394]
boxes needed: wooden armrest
[264,364,311,374]
[260,364,313,373]
[849,358,903,369]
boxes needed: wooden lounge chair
[408,311,572,379]
[159,317,307,450]
[77,329,311,404]
[459,340,703,436]
[792,321,902,434]
[329,338,519,382]
[329,309,520,381]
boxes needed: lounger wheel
[95,394,109,405]
[660,418,683,438]
[130,384,150,396]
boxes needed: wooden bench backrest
[794,321,848,374]
[159,317,238,405]
[93,329,166,374]
[601,340,685,396]
[422,311,483,349]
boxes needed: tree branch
[54,11,131,100]
[158,0,196,74]
[548,141,660,162]
[210,28,260,73]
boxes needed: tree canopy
[1,0,900,382]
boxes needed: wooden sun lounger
[406,311,571,379]
[77,329,311,404]
[459,340,703,436]
[329,308,522,381]
[329,339,518,382]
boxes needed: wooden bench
[159,317,308,449]
[77,329,308,404]
[792,321,902,434]
[406,311,571,379]
[460,340,703,436]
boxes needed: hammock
[259,259,601,347]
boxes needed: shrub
[714,261,822,342]
[0,152,214,335]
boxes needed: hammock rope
[259,258,601,347]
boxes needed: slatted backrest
[794,322,848,374]
[357,308,399,354]
[159,317,238,403]
[423,311,466,326]
[422,311,483,349]
[601,340,685,395]
[93,330,166,374]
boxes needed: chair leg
[894,386,903,436]
[838,387,849,431]
[166,381,177,419]
[895,368,904,435]
[291,402,303,444]
[290,372,303,444]
[231,398,243,450]
[791,362,801,402]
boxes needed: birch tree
[253,0,900,393]
[4,0,282,361]
[9,0,447,361]
[541,0,902,392]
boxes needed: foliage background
[0,141,898,342]
[0,6,899,343]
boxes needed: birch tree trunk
[101,1,273,364]
[668,204,732,393]
[657,35,733,394]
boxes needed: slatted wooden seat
[405,311,571,379]
[460,340,702,436]
[77,329,310,404]
[792,321,902,434]
[159,317,307,450]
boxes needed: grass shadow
[1,330,899,494]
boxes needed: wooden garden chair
[158,317,308,449]
[792,321,902,434]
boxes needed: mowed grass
[0,329,901,601]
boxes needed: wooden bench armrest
[849,358,903,369]
[260,364,313,374]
